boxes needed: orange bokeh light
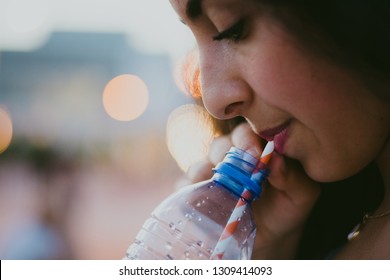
[102,74,149,122]
[0,106,13,154]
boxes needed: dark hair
[183,0,387,259]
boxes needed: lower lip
[272,127,289,154]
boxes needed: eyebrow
[186,0,203,20]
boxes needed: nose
[198,48,251,120]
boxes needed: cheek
[241,19,350,113]
[242,32,317,110]
[244,34,355,121]
[242,32,388,182]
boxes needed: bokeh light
[166,104,215,172]
[102,74,149,122]
[0,106,13,154]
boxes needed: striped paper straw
[210,141,274,260]
[250,141,274,183]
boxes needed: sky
[0,0,195,62]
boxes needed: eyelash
[212,19,246,42]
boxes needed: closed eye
[212,19,246,42]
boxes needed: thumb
[267,152,320,209]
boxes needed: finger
[208,135,233,165]
[230,122,263,157]
[268,153,320,207]
[186,159,214,183]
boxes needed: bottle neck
[212,147,269,202]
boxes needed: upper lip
[258,121,291,141]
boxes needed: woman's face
[170,0,389,182]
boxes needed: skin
[170,0,390,259]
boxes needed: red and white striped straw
[250,141,274,182]
[210,141,274,260]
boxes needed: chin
[302,161,355,183]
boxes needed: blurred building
[0,31,189,144]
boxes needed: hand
[177,122,320,259]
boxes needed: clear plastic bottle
[124,147,269,260]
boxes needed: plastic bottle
[124,147,269,260]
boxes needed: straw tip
[259,141,274,166]
[261,141,274,157]
[265,141,275,151]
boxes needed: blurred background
[0,0,217,259]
